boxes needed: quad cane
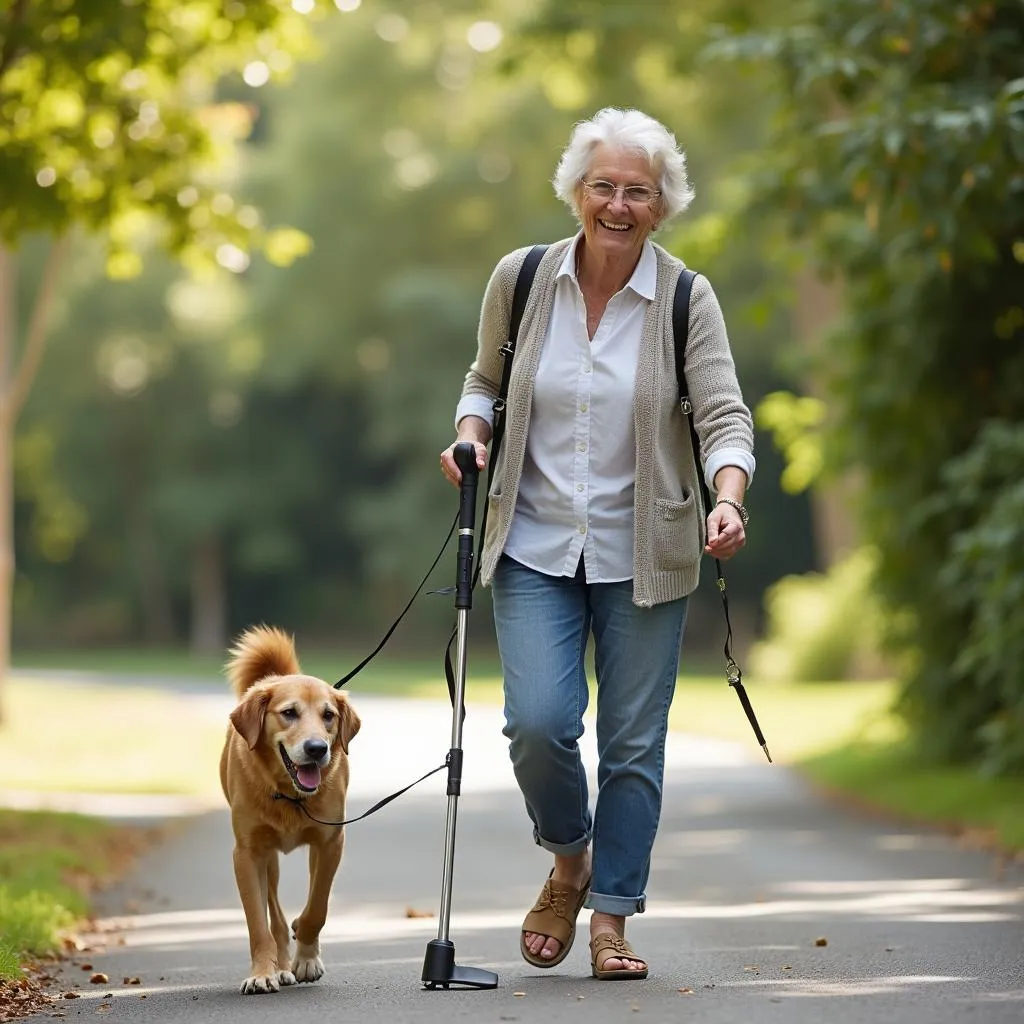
[421,442,499,991]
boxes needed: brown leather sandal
[590,932,649,980]
[519,872,591,968]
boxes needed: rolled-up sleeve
[455,393,497,429]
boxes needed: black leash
[271,758,449,827]
[287,514,458,828]
[333,512,458,690]
[673,269,771,763]
[313,247,548,823]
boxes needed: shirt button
[577,444,586,453]
[577,484,584,492]
[579,403,588,412]
[584,366,592,374]
[577,525,586,534]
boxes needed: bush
[751,547,888,682]
[917,421,1024,775]
[717,0,1024,773]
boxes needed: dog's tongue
[297,763,321,790]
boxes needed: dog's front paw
[291,948,325,984]
[240,970,283,995]
[277,969,297,986]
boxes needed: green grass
[0,809,135,974]
[1,676,228,797]
[669,676,898,761]
[800,741,1024,853]
[0,942,21,980]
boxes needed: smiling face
[229,676,361,796]
[576,143,663,265]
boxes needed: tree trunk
[190,534,226,654]
[0,237,69,720]
[127,501,176,644]
[792,267,859,567]
[0,248,14,724]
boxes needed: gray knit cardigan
[461,237,754,608]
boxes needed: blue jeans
[491,555,688,916]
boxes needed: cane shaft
[436,598,470,939]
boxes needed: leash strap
[272,758,449,827]
[334,512,458,689]
[673,269,771,763]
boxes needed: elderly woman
[439,108,754,980]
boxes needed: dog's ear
[333,692,361,754]
[230,688,272,750]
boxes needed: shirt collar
[557,230,657,301]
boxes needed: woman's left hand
[705,505,746,560]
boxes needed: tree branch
[5,233,71,426]
[0,0,29,81]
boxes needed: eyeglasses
[582,179,662,206]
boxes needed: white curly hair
[552,107,695,225]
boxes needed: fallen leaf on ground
[814,937,828,947]
[89,974,108,984]
[404,907,434,918]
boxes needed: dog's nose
[304,738,329,761]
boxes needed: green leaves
[0,0,325,267]
[714,0,1024,772]
[755,391,826,495]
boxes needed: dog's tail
[226,625,301,698]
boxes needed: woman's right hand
[439,440,488,488]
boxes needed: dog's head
[229,676,360,796]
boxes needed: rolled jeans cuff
[533,827,591,857]
[586,890,647,916]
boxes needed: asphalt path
[26,690,1024,1024]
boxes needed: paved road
[28,693,1024,1024]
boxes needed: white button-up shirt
[456,232,754,582]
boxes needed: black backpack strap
[443,245,550,711]
[491,244,548,466]
[672,268,705,512]
[672,267,697,409]
[671,266,771,762]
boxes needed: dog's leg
[290,833,343,983]
[267,853,295,986]
[233,845,288,994]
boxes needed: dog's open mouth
[279,744,322,793]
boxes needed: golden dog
[220,625,360,994]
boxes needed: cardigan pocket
[653,495,701,571]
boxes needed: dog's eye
[323,710,336,725]
[280,707,299,720]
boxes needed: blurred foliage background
[2,0,1022,775]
